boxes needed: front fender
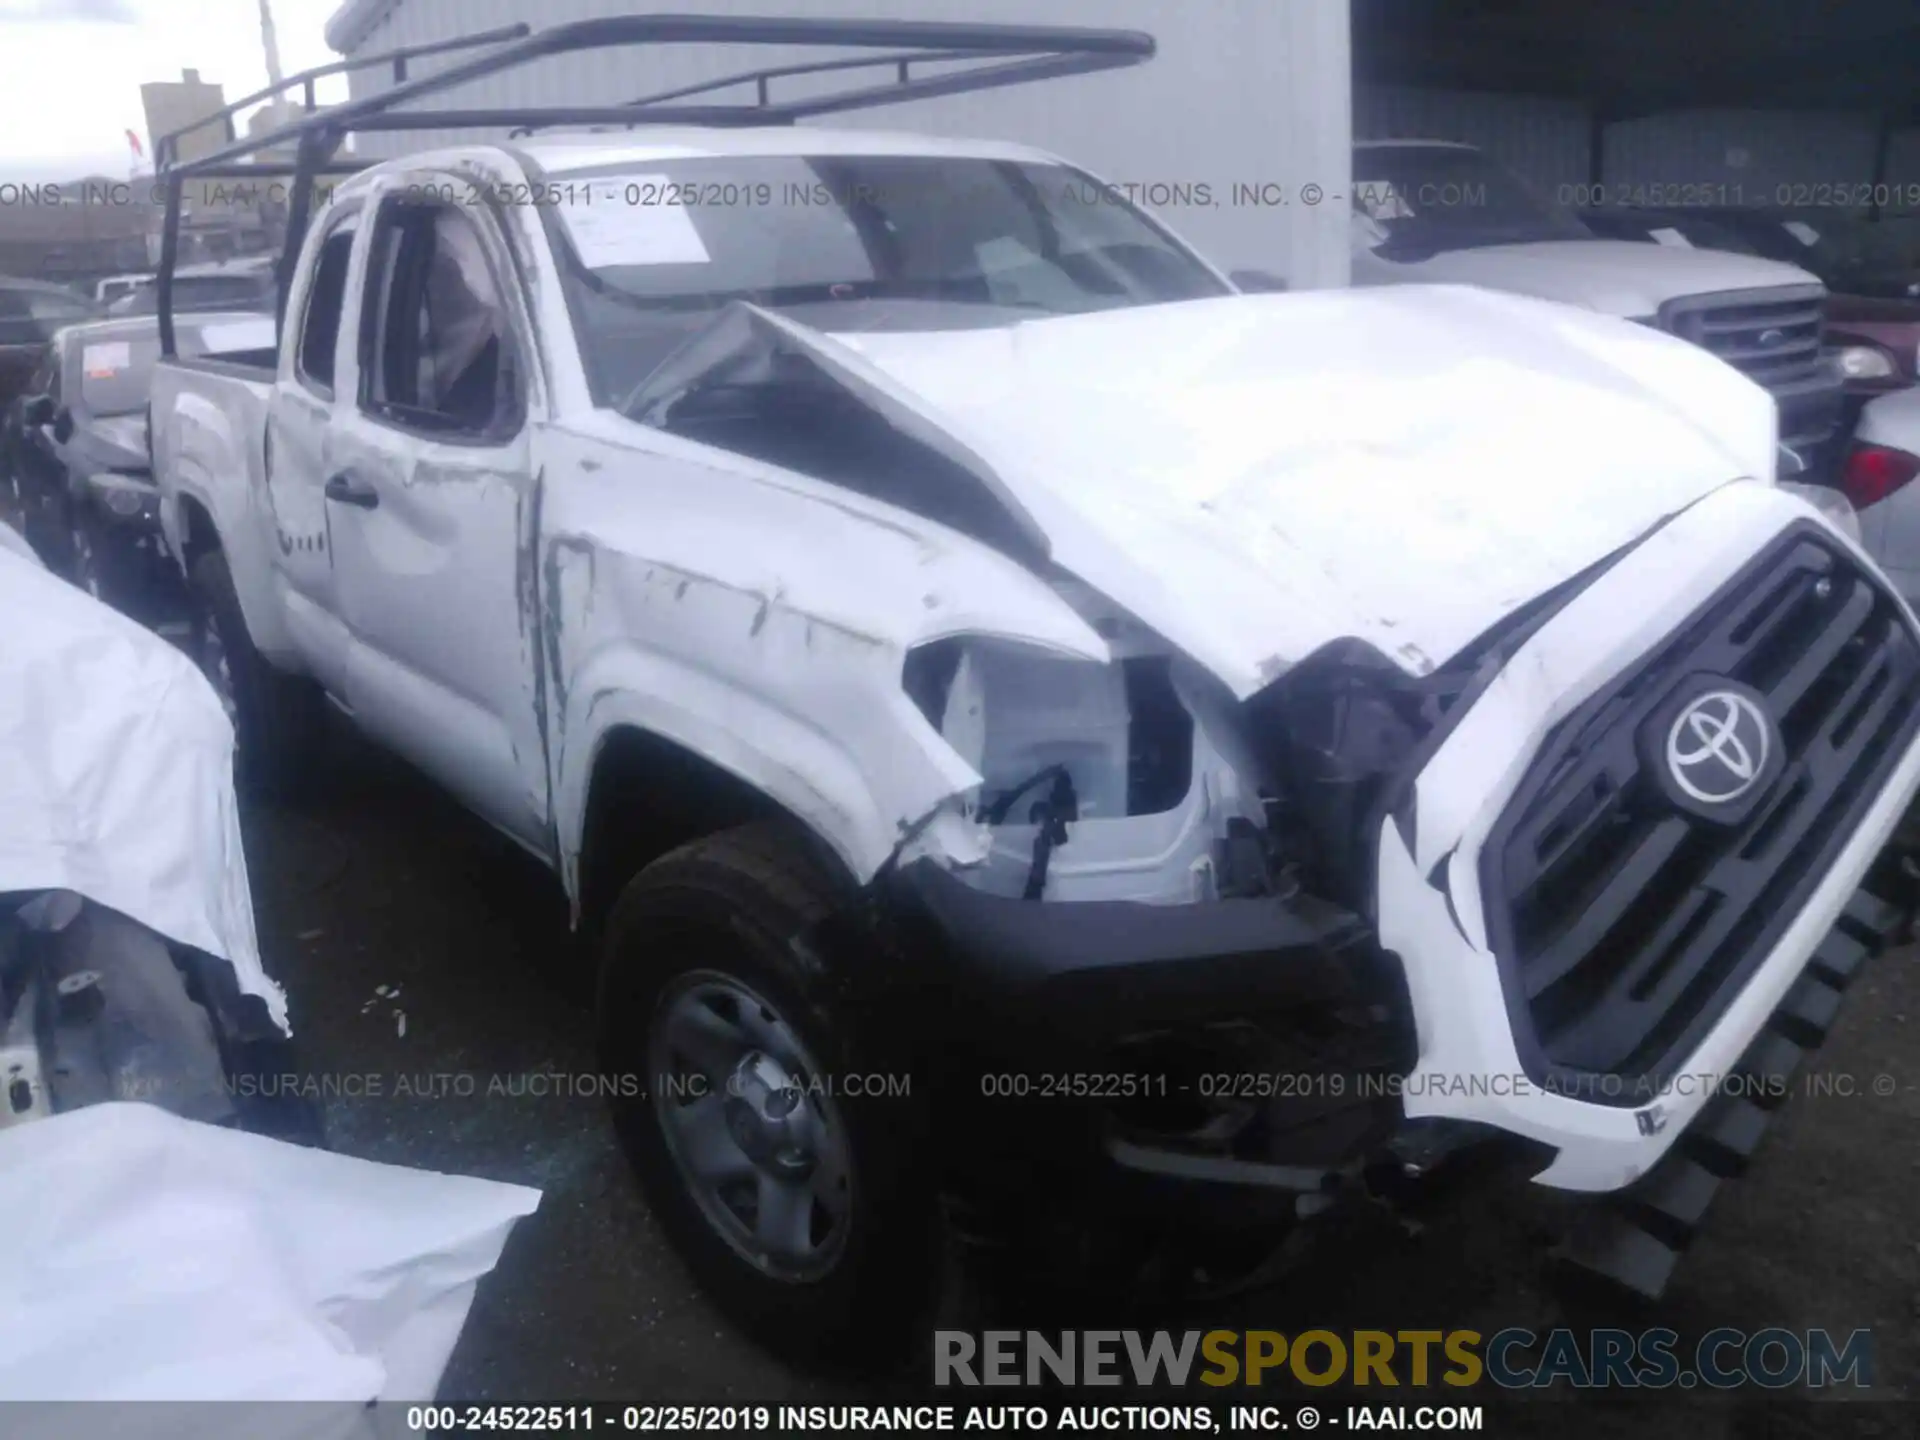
[539,503,1110,907]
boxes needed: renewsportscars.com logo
[934,1328,1874,1390]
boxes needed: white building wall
[328,0,1354,288]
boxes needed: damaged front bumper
[839,486,1920,1296]
[850,860,1447,1229]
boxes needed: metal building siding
[331,0,1353,288]
[1886,127,1920,205]
[1356,85,1591,192]
[1604,109,1882,205]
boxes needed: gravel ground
[230,720,1920,1438]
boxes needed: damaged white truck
[148,17,1920,1366]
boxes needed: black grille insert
[1657,286,1827,392]
[1482,525,1920,1104]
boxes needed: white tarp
[0,1103,540,1430]
[0,543,286,1030]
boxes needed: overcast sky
[0,0,349,184]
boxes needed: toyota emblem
[1666,690,1773,805]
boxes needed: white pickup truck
[1352,141,1847,456]
[149,18,1920,1370]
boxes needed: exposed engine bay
[900,586,1556,916]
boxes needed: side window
[359,200,517,439]
[297,216,358,396]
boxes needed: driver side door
[323,181,550,853]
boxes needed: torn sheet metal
[0,1102,539,1423]
[626,300,1050,561]
[0,546,285,1031]
[537,418,1110,892]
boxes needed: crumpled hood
[826,285,1779,695]
[1358,239,1823,317]
[0,544,284,1029]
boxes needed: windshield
[547,154,1231,407]
[76,316,277,415]
[1352,145,1593,256]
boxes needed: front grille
[1657,285,1827,393]
[1481,525,1920,1103]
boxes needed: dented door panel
[327,434,549,851]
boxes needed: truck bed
[149,355,284,653]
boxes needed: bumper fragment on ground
[1552,881,1910,1302]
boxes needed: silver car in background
[1846,388,1920,606]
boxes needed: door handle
[324,472,379,509]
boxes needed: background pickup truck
[1351,141,1848,462]
[149,15,1920,1374]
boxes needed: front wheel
[597,823,938,1371]
[188,549,324,797]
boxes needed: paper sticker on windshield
[82,341,131,377]
[1783,221,1820,246]
[1354,183,1413,221]
[556,178,711,268]
[1649,227,1694,248]
[196,318,275,354]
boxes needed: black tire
[597,822,938,1372]
[188,548,324,798]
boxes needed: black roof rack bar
[156,14,1153,356]
[775,47,1146,122]
[153,25,531,170]
[163,159,374,181]
[358,51,1147,138]
[622,45,1010,110]
[351,40,1119,135]
[356,105,815,133]
[495,45,1011,135]
[164,14,1154,179]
